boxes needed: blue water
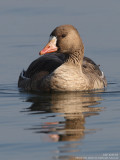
[0,1,120,160]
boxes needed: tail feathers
[20,70,30,80]
[18,70,31,89]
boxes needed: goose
[18,24,107,91]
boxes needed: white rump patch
[100,71,104,79]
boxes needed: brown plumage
[18,24,107,91]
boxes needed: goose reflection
[26,91,104,142]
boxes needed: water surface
[0,0,120,160]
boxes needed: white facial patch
[49,36,57,46]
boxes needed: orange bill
[39,37,58,55]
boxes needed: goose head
[40,25,84,56]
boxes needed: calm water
[0,1,120,160]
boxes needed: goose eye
[61,34,66,38]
